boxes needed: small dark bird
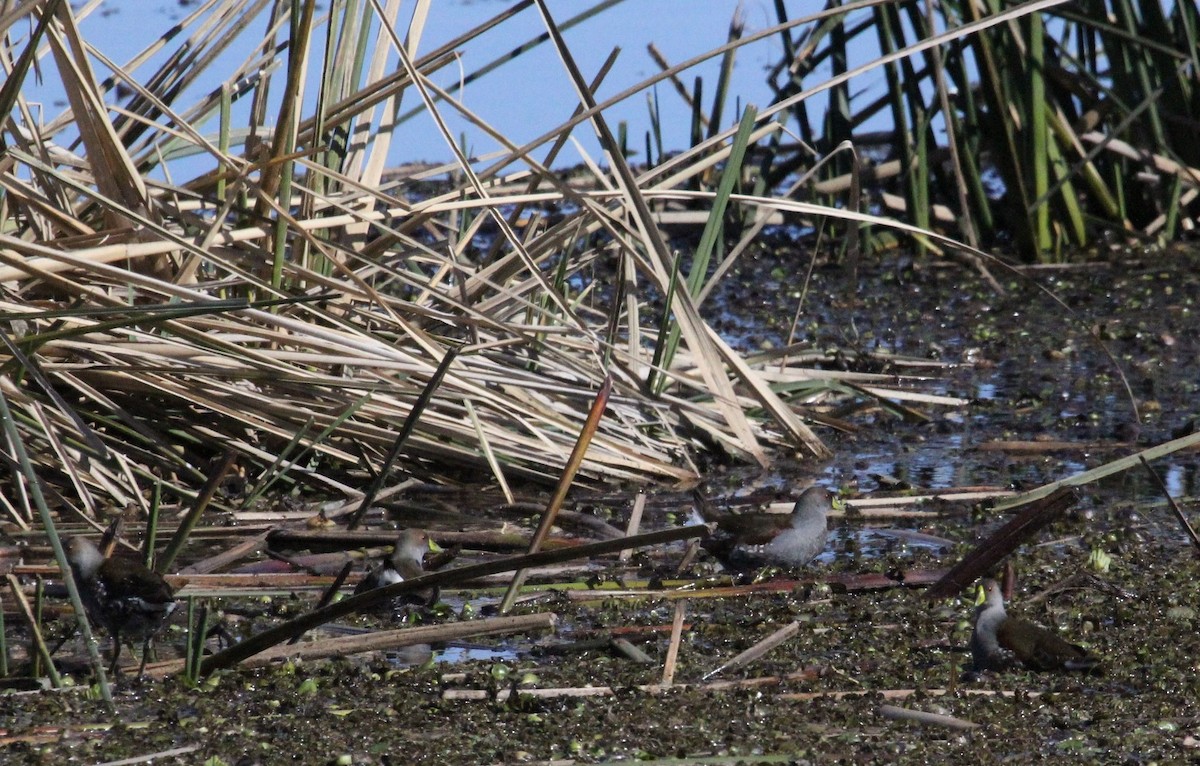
[354,528,439,608]
[65,536,177,676]
[970,579,1100,673]
[701,486,833,571]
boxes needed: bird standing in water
[970,579,1100,673]
[65,536,177,676]
[701,486,833,571]
[354,528,439,608]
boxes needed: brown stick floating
[500,374,612,613]
[925,487,1078,599]
[661,599,687,685]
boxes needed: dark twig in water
[1138,455,1200,553]
[925,487,1078,600]
[288,562,353,646]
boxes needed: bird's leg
[206,621,235,650]
[108,629,122,675]
[137,636,153,677]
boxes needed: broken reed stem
[925,487,1078,599]
[499,374,612,614]
[180,531,271,575]
[610,637,655,663]
[564,568,950,602]
[345,346,460,530]
[288,562,353,646]
[0,605,6,676]
[5,574,61,688]
[152,613,557,678]
[879,704,979,730]
[144,482,161,570]
[157,451,237,574]
[247,612,556,667]
[661,598,687,685]
[619,493,646,563]
[442,678,1031,703]
[702,620,800,680]
[0,389,112,706]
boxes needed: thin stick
[779,687,1035,701]
[565,568,950,601]
[155,613,556,677]
[1138,456,1200,552]
[180,531,271,575]
[448,673,1049,703]
[143,482,161,570]
[7,574,62,687]
[610,637,655,664]
[499,375,611,613]
[157,451,236,574]
[185,600,207,683]
[619,493,646,563]
[879,704,980,730]
[703,621,799,680]
[0,389,111,706]
[345,347,460,530]
[93,745,201,765]
[661,599,687,685]
[287,562,352,646]
[0,600,7,676]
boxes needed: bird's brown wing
[1026,633,1098,672]
[100,558,174,603]
[707,512,791,545]
[997,617,1098,672]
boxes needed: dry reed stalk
[442,667,823,701]
[660,598,687,685]
[0,1,977,543]
[879,704,980,731]
[702,620,801,681]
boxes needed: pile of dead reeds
[18,1,1157,519]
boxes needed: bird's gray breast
[760,517,827,566]
[970,604,1013,670]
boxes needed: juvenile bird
[65,536,177,676]
[970,579,1100,673]
[701,486,832,571]
[354,528,439,608]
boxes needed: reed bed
[0,1,900,520]
[1,0,1191,529]
[773,0,1200,259]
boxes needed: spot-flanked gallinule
[353,528,439,607]
[65,536,177,675]
[970,579,1100,673]
[701,486,832,571]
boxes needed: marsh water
[4,244,1200,764]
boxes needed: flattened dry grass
[0,1,967,525]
